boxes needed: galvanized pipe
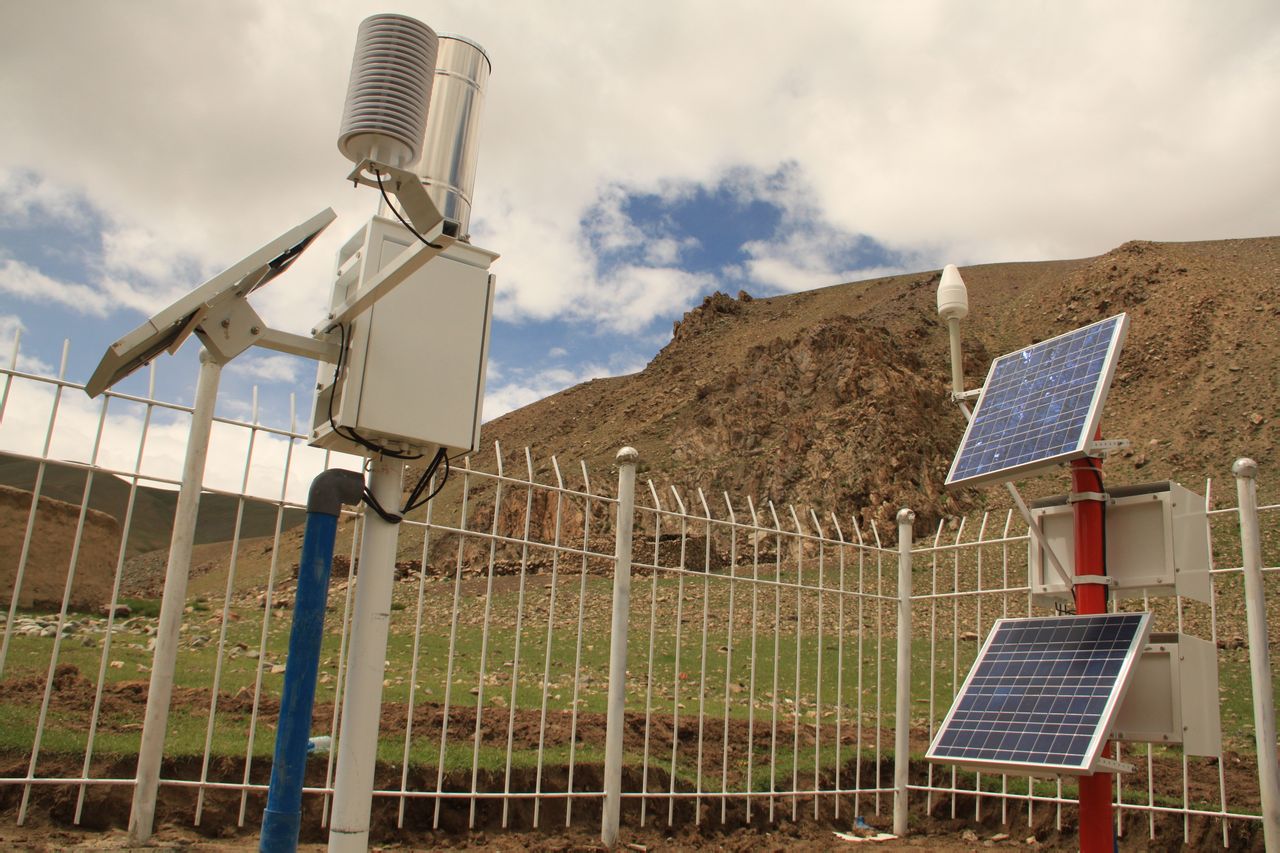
[601,446,638,848]
[1233,458,1280,850]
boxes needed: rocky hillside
[467,236,1278,540]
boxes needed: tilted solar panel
[946,314,1128,487]
[926,612,1151,775]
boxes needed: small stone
[990,832,1009,842]
[961,829,979,842]
[270,664,286,674]
[109,660,124,669]
[1025,836,1039,846]
[246,649,261,659]
[1250,412,1265,425]
[961,631,979,641]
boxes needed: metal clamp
[1072,575,1114,587]
[1068,491,1109,503]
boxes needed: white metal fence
[0,347,1276,847]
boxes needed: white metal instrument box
[1028,481,1212,606]
[310,216,497,458]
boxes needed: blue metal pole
[261,469,364,853]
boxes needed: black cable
[324,321,422,461]
[361,485,403,524]
[373,168,442,250]
[402,448,447,514]
[405,453,451,514]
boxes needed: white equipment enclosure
[310,216,496,460]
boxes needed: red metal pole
[1072,451,1112,852]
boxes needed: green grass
[4,531,1277,803]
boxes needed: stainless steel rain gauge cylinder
[412,35,491,238]
[337,14,439,170]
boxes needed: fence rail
[1,349,1277,848]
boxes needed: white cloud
[228,353,306,384]
[547,347,567,359]
[0,258,113,316]
[0,0,1275,370]
[0,169,84,225]
[0,314,53,376]
[0,369,361,505]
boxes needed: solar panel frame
[925,612,1151,776]
[946,313,1129,488]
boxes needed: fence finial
[616,445,638,464]
[1233,457,1258,479]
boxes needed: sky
[0,1,1277,502]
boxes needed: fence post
[894,508,915,837]
[1233,458,1280,849]
[602,447,638,848]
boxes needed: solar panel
[946,314,1129,487]
[926,612,1151,775]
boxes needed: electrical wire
[403,448,449,515]
[324,322,423,461]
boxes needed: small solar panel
[946,314,1128,487]
[926,612,1151,775]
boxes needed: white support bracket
[1093,756,1135,774]
[1073,575,1114,587]
[254,327,340,363]
[951,388,982,402]
[1088,438,1131,456]
[346,159,444,237]
[1068,491,1110,503]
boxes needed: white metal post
[894,508,915,837]
[129,350,223,843]
[1233,458,1280,849]
[946,316,965,397]
[328,455,404,852]
[602,447,638,848]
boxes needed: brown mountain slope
[470,236,1278,537]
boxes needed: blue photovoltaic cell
[926,612,1150,774]
[946,314,1128,487]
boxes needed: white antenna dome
[937,264,969,321]
[337,14,438,169]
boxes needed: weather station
[84,13,498,853]
[926,266,1221,853]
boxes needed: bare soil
[0,666,1268,851]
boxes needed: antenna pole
[947,316,965,396]
[1071,443,1112,852]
